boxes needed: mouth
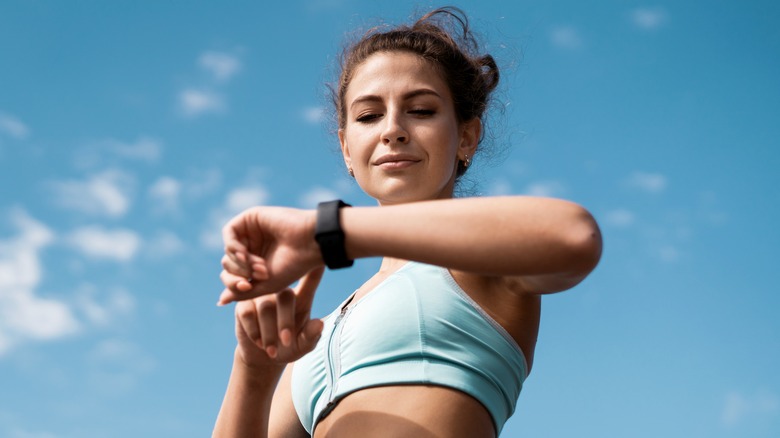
[374,154,422,168]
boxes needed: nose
[381,110,409,145]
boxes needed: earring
[348,166,354,177]
[463,154,471,169]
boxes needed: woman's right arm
[213,267,324,437]
[213,353,286,437]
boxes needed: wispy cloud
[486,179,514,196]
[66,226,141,262]
[630,7,668,30]
[199,51,242,82]
[550,25,583,50]
[201,185,270,249]
[0,210,80,355]
[626,171,668,194]
[604,208,635,227]
[76,285,136,327]
[86,339,156,396]
[185,168,223,199]
[656,244,680,262]
[148,176,182,212]
[50,170,133,217]
[177,51,241,118]
[0,112,30,139]
[524,180,566,197]
[144,230,185,258]
[179,89,225,117]
[721,390,780,426]
[76,137,163,168]
[299,186,339,208]
[302,106,326,124]
[107,137,162,162]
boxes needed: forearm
[213,351,285,438]
[341,196,602,277]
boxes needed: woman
[213,7,602,437]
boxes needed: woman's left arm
[341,196,602,294]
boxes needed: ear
[338,128,352,169]
[458,118,481,161]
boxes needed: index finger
[222,219,248,255]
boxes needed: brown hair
[332,6,500,177]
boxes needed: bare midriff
[313,385,496,437]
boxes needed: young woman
[213,7,602,437]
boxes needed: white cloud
[299,186,339,208]
[0,112,30,139]
[1,292,80,342]
[76,285,136,327]
[226,186,269,213]
[627,171,668,194]
[75,137,162,169]
[604,209,635,227]
[0,210,80,355]
[107,136,162,162]
[199,51,242,82]
[148,176,182,212]
[201,185,270,249]
[486,179,513,196]
[550,26,583,50]
[86,339,156,396]
[144,230,185,258]
[523,180,566,197]
[656,244,680,263]
[179,89,225,117]
[66,226,141,262]
[51,170,133,217]
[302,106,325,124]
[7,428,59,438]
[185,168,222,199]
[722,390,780,426]
[631,7,668,30]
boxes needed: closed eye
[409,109,435,116]
[356,113,382,123]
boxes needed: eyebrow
[349,89,442,110]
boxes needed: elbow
[564,207,603,277]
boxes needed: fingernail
[266,345,277,359]
[280,329,292,346]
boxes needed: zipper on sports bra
[325,302,350,404]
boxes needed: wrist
[233,348,285,383]
[314,200,354,269]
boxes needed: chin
[361,176,456,205]
[372,188,454,206]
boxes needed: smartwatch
[314,200,353,269]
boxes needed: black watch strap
[314,200,353,269]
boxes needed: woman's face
[339,51,479,205]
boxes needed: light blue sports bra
[291,261,528,435]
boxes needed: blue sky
[1,1,778,437]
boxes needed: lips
[373,154,421,166]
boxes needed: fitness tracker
[314,200,353,269]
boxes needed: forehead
[345,51,451,103]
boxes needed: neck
[379,257,409,273]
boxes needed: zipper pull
[334,305,348,325]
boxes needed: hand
[234,266,325,368]
[218,206,324,305]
